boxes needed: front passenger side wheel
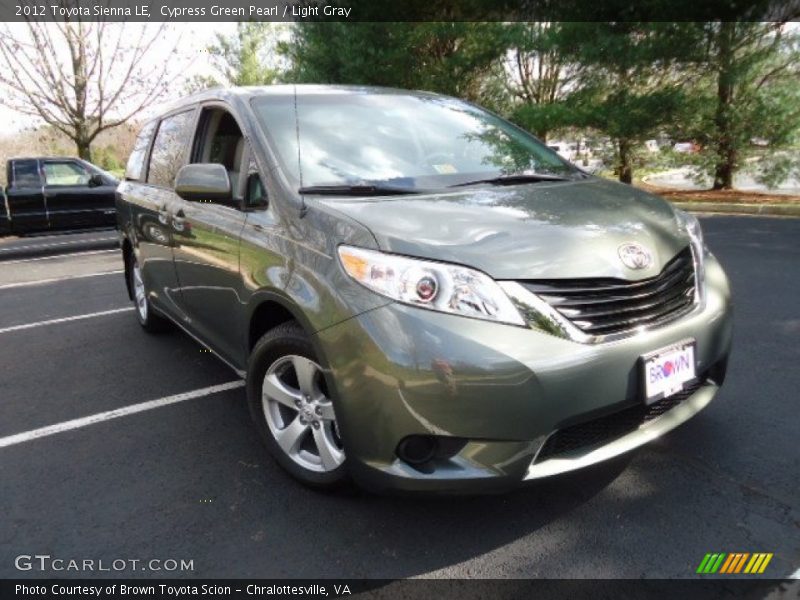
[247,322,348,488]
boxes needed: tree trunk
[69,25,92,164]
[618,138,633,184]
[712,22,736,190]
[713,146,735,190]
[76,139,92,162]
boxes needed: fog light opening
[397,435,438,465]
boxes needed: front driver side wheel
[247,322,348,488]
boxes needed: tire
[247,322,348,489]
[128,252,170,333]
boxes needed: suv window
[126,121,157,181]
[43,161,90,186]
[245,157,268,209]
[192,108,245,202]
[12,160,41,188]
[148,110,195,188]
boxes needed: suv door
[124,110,196,322]
[42,159,116,230]
[6,159,48,233]
[170,107,250,364]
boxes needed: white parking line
[0,249,117,265]
[0,381,245,449]
[0,236,116,253]
[0,270,124,290]
[0,307,133,334]
[790,567,800,579]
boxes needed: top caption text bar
[3,0,800,22]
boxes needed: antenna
[294,84,307,218]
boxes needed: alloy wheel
[261,355,345,473]
[132,260,148,321]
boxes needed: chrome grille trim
[519,247,697,337]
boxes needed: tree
[550,22,700,183]
[503,23,576,141]
[693,22,800,189]
[0,21,183,161]
[281,23,417,88]
[189,22,285,91]
[408,23,508,100]
[281,23,506,102]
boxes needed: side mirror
[88,173,104,187]
[174,163,231,202]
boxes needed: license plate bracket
[640,339,697,405]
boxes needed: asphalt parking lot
[0,215,798,580]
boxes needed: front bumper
[315,255,733,493]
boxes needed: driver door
[170,106,249,364]
[42,159,115,230]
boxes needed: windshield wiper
[449,173,571,188]
[298,184,421,196]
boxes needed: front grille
[534,378,705,463]
[520,247,696,336]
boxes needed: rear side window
[125,121,157,182]
[147,110,195,188]
[12,160,41,188]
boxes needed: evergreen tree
[281,23,506,102]
[693,22,800,189]
[552,22,699,183]
[190,23,285,91]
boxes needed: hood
[318,178,690,281]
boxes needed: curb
[671,201,800,217]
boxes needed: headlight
[675,209,706,298]
[338,245,526,326]
[675,209,705,260]
[676,209,704,249]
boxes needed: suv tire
[247,322,348,489]
[129,253,170,333]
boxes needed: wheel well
[248,301,296,351]
[122,238,133,300]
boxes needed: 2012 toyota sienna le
[116,85,732,493]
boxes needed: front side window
[192,109,245,202]
[148,110,195,188]
[245,157,267,209]
[43,161,90,186]
[251,92,577,193]
[126,121,157,181]
[12,160,41,188]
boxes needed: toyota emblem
[618,243,653,270]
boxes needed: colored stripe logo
[696,553,773,574]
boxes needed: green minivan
[116,85,732,492]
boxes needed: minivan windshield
[251,91,580,193]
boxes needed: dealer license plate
[641,339,696,404]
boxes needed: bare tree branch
[0,15,187,161]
